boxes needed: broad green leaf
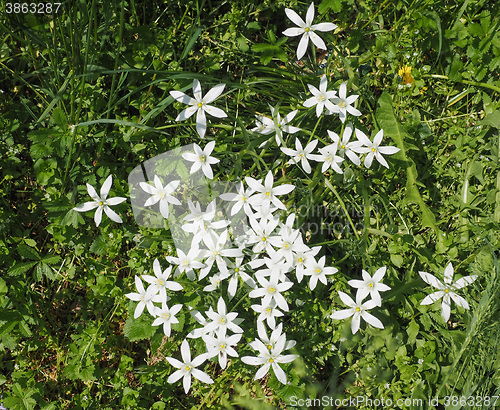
[17,242,40,261]
[376,92,439,234]
[8,261,38,276]
[407,319,419,344]
[123,315,156,342]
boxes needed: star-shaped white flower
[330,291,384,334]
[348,267,391,307]
[73,175,126,227]
[166,248,205,281]
[182,141,220,179]
[327,124,363,165]
[419,262,477,322]
[203,332,242,369]
[330,83,362,123]
[251,106,301,147]
[241,333,298,384]
[281,139,318,174]
[282,2,337,60]
[152,302,183,336]
[353,129,400,168]
[309,143,344,174]
[246,170,295,215]
[204,297,244,336]
[142,258,183,303]
[170,80,227,138]
[125,275,163,319]
[166,340,213,394]
[251,299,284,329]
[139,175,181,219]
[303,255,338,290]
[303,75,338,117]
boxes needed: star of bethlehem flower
[251,106,301,147]
[182,141,219,179]
[249,275,293,312]
[219,181,255,218]
[303,75,338,117]
[73,175,126,227]
[330,82,362,123]
[303,255,338,290]
[170,79,227,138]
[125,275,163,319]
[282,2,337,61]
[152,302,183,336]
[348,266,391,307]
[202,332,242,369]
[251,299,284,329]
[245,170,295,215]
[166,247,205,281]
[280,139,318,174]
[204,297,244,336]
[309,144,344,174]
[419,262,477,322]
[166,339,213,394]
[142,258,183,302]
[353,128,400,168]
[252,321,296,352]
[327,124,363,166]
[241,333,298,384]
[330,291,384,334]
[139,175,181,219]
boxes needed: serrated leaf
[90,235,108,255]
[36,262,54,280]
[52,107,67,129]
[8,261,38,276]
[123,315,156,342]
[41,255,62,265]
[17,242,40,260]
[479,110,500,128]
[407,319,419,344]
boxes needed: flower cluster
[68,1,481,397]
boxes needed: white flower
[303,255,338,290]
[354,129,400,168]
[309,144,344,174]
[167,248,205,280]
[219,181,255,218]
[125,275,162,319]
[419,262,478,322]
[204,297,244,336]
[249,275,294,312]
[182,141,220,179]
[203,272,229,292]
[139,175,181,219]
[73,175,126,227]
[152,302,183,336]
[251,106,301,147]
[281,139,318,174]
[166,340,213,394]
[170,80,227,138]
[203,332,242,369]
[303,75,338,117]
[252,321,296,352]
[251,299,284,329]
[330,291,384,334]
[199,230,243,280]
[327,124,363,165]
[348,267,391,307]
[142,258,183,303]
[282,2,337,60]
[226,257,256,299]
[246,170,295,215]
[330,83,362,123]
[241,333,298,384]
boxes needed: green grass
[1,0,500,408]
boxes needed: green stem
[423,74,500,93]
[324,178,360,241]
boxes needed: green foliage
[1,0,499,408]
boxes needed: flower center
[338,102,346,108]
[197,102,203,108]
[265,191,271,196]
[444,288,450,293]
[355,307,361,312]
[368,282,374,288]
[268,286,276,294]
[163,313,170,320]
[269,358,274,363]
[200,155,206,162]
[235,267,240,273]
[341,144,345,149]
[267,344,273,350]
[371,148,376,152]
[99,201,104,206]
[304,27,310,32]
[219,317,226,324]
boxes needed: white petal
[103,206,123,223]
[419,271,444,290]
[203,84,225,103]
[361,311,384,329]
[297,34,309,60]
[100,175,113,199]
[170,90,196,105]
[285,8,306,28]
[196,110,207,138]
[443,262,454,284]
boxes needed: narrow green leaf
[181,27,203,60]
